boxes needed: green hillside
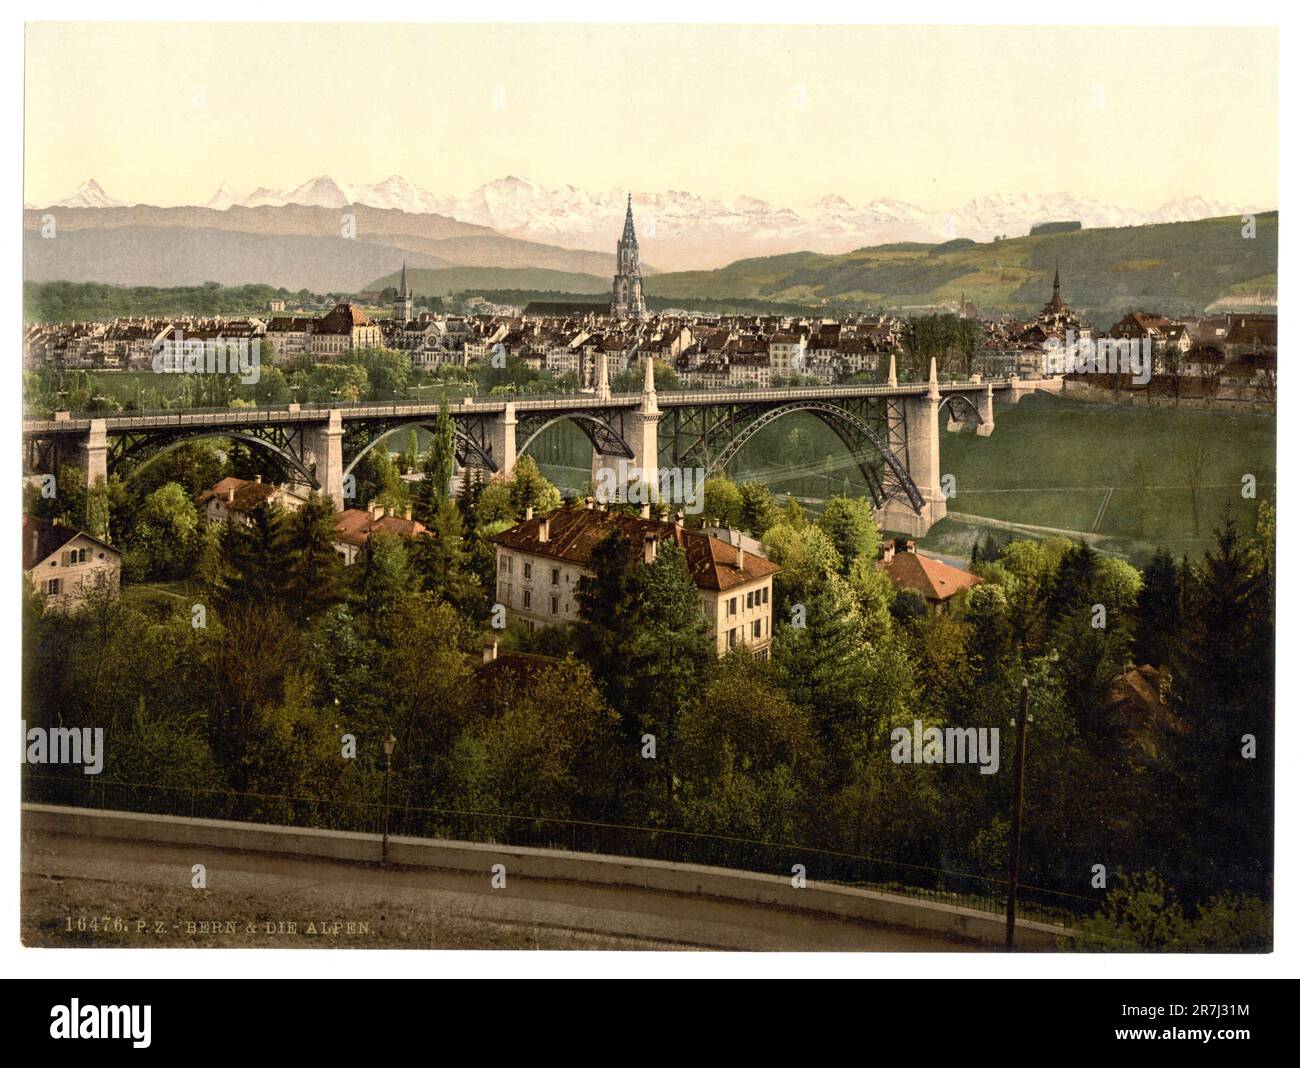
[367,266,607,297]
[645,213,1278,322]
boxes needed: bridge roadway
[22,378,1017,435]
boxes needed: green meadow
[928,392,1275,564]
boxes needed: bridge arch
[117,430,318,489]
[937,393,984,424]
[516,413,635,462]
[341,420,496,482]
[699,400,925,514]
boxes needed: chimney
[643,533,657,565]
[640,503,651,519]
[538,516,550,543]
[30,530,38,560]
[904,539,916,554]
[227,487,236,503]
[368,500,384,520]
[585,496,594,510]
[482,637,497,664]
[525,505,534,521]
[883,541,895,564]
[404,506,412,521]
[737,545,746,571]
[254,473,262,483]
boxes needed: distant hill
[22,203,620,291]
[644,213,1278,321]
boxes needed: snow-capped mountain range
[35,176,1257,272]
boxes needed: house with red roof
[878,539,981,612]
[491,503,781,657]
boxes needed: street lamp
[381,733,398,866]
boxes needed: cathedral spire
[611,190,646,319]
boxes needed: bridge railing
[24,377,1018,432]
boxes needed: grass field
[928,392,1275,564]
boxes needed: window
[752,620,762,640]
[746,591,754,610]
[728,627,738,649]
[552,568,560,586]
[728,596,737,617]
[523,590,531,609]
[551,597,559,615]
[762,586,770,605]
[523,561,532,580]
[46,579,61,595]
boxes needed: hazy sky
[25,23,1278,210]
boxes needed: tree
[416,399,456,523]
[128,482,200,579]
[699,475,744,529]
[353,529,414,620]
[817,496,880,575]
[737,482,779,536]
[283,493,345,622]
[1177,439,1211,537]
[761,520,842,611]
[1133,548,1180,667]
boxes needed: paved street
[23,830,974,951]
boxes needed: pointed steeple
[1052,261,1060,298]
[622,193,637,244]
[399,260,409,299]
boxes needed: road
[22,829,974,952]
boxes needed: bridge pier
[879,360,946,537]
[303,410,344,509]
[977,383,995,436]
[73,419,108,489]
[592,358,661,505]
[486,402,518,481]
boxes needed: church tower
[611,194,647,320]
[393,261,415,323]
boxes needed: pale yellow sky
[25,23,1278,210]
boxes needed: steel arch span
[515,412,635,462]
[113,429,319,489]
[341,419,497,482]
[692,400,925,514]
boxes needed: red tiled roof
[197,477,282,514]
[491,507,779,591]
[333,508,429,547]
[879,549,982,603]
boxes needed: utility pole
[1005,678,1030,950]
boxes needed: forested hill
[644,212,1278,322]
